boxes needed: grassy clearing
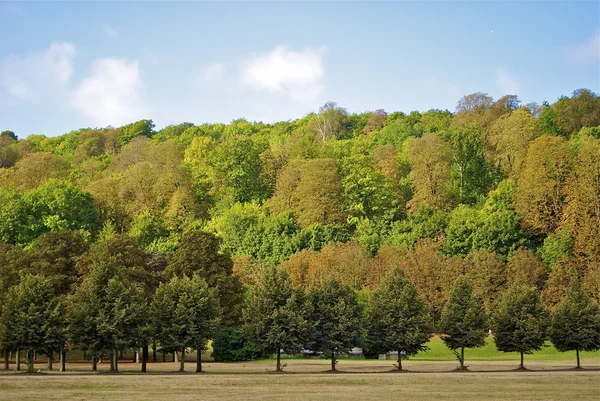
[0,371,599,401]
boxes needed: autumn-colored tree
[506,247,548,291]
[465,249,507,313]
[361,109,387,135]
[305,242,371,290]
[513,135,573,235]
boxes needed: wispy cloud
[69,58,149,126]
[496,67,520,95]
[0,42,75,101]
[102,24,118,37]
[241,46,325,103]
[563,31,600,66]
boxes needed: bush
[211,327,267,362]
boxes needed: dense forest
[1,88,600,371]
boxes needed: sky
[0,1,599,138]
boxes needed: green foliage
[151,274,221,354]
[118,120,155,145]
[365,268,431,368]
[492,285,550,366]
[538,229,573,268]
[439,277,488,368]
[211,327,266,362]
[386,208,447,249]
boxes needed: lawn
[0,371,598,401]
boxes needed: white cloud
[241,46,325,103]
[0,42,75,101]
[565,31,600,66]
[495,67,520,95]
[102,24,118,37]
[69,58,149,126]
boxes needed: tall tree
[492,285,550,369]
[308,279,362,371]
[151,275,221,372]
[439,277,488,370]
[0,275,66,373]
[365,268,431,370]
[244,267,311,372]
[549,276,600,369]
[309,102,348,142]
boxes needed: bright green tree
[439,277,488,370]
[492,285,550,369]
[151,274,221,372]
[549,276,600,368]
[365,268,431,370]
[244,267,311,372]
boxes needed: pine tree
[151,274,221,372]
[365,268,431,371]
[550,276,600,368]
[0,275,66,373]
[308,279,362,371]
[244,267,311,372]
[440,276,488,370]
[492,285,550,369]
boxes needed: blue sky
[0,1,598,138]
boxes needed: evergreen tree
[0,275,66,373]
[151,274,221,372]
[244,267,311,372]
[492,285,550,369]
[308,279,362,371]
[439,277,488,370]
[549,276,600,368]
[365,268,431,370]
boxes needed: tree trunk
[133,350,138,363]
[179,348,185,372]
[460,347,465,370]
[331,350,336,372]
[397,350,402,371]
[59,348,66,372]
[48,351,53,370]
[276,348,281,372]
[576,349,581,369]
[27,350,34,373]
[16,350,20,371]
[92,356,97,372]
[142,345,148,373]
[196,348,202,373]
[152,343,157,362]
[173,352,177,363]
[3,349,8,370]
[520,351,524,369]
[83,350,87,360]
[114,350,119,372]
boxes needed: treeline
[1,89,600,371]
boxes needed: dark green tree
[151,274,221,372]
[308,279,362,371]
[439,277,488,370]
[244,267,311,372]
[492,285,550,369]
[365,268,431,370]
[549,276,600,369]
[0,275,66,373]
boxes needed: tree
[439,277,488,370]
[151,275,221,372]
[244,267,311,372]
[308,279,362,371]
[513,136,573,235]
[549,276,600,368]
[365,268,431,370]
[492,285,550,369]
[0,136,17,168]
[464,250,507,313]
[361,109,387,134]
[0,275,66,373]
[166,231,242,325]
[68,263,146,372]
[309,102,348,142]
[506,248,548,292]
[407,133,454,212]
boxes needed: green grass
[411,336,600,361]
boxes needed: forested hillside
[1,88,599,318]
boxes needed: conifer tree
[244,267,311,372]
[492,285,550,369]
[440,276,488,370]
[365,268,431,370]
[550,276,600,368]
